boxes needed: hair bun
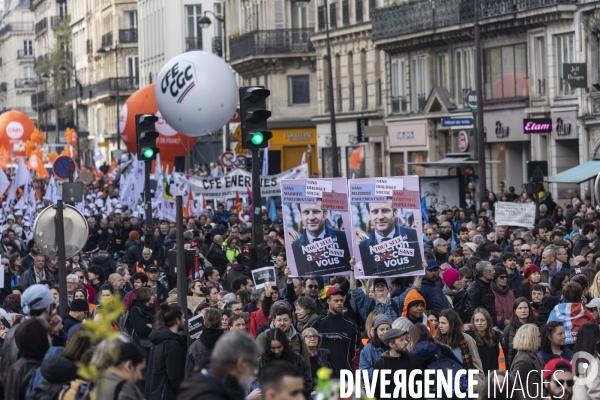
[159,302,170,311]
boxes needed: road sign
[442,118,473,127]
[220,151,234,168]
[458,131,470,152]
[466,91,477,111]
[232,125,242,140]
[235,154,247,170]
[53,155,76,180]
[527,161,548,183]
[34,204,89,259]
[235,141,245,154]
[230,108,240,123]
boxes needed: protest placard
[281,178,352,276]
[251,267,277,289]
[349,176,424,278]
[189,314,204,338]
[494,202,536,228]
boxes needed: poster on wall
[420,176,463,215]
[349,176,425,278]
[281,178,352,277]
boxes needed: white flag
[6,158,28,205]
[300,152,306,165]
[0,168,9,196]
[43,176,57,202]
[262,149,269,175]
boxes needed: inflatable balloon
[155,51,237,137]
[0,111,35,150]
[120,84,198,165]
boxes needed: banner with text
[494,202,536,228]
[348,176,424,278]
[173,164,308,200]
[281,178,353,277]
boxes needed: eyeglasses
[555,380,574,387]
[426,233,435,236]
[307,285,319,289]
[304,335,319,339]
[498,276,508,280]
[521,249,531,252]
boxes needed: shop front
[268,127,317,176]
[386,118,429,177]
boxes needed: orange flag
[233,191,242,214]
[27,154,49,178]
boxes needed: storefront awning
[547,160,600,184]
[407,157,500,166]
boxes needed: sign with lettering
[442,118,473,127]
[466,91,478,111]
[356,118,369,143]
[495,202,536,228]
[563,63,587,89]
[348,177,425,278]
[523,118,552,134]
[281,178,352,277]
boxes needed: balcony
[51,16,68,29]
[229,28,315,62]
[0,83,6,92]
[17,50,34,60]
[101,32,113,47]
[392,96,407,113]
[35,18,48,35]
[371,0,578,42]
[119,28,138,43]
[88,77,139,99]
[212,37,223,57]
[0,22,34,37]
[31,90,57,107]
[14,79,36,88]
[186,37,202,51]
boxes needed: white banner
[173,164,308,200]
[494,202,536,228]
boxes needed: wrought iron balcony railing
[35,18,48,35]
[229,28,315,62]
[186,37,202,51]
[212,37,223,57]
[51,16,68,29]
[392,96,408,113]
[372,0,579,41]
[119,28,138,43]
[89,77,139,99]
[101,32,113,47]
[14,79,36,88]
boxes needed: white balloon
[155,51,238,137]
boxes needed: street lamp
[97,41,120,150]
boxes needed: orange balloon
[0,111,36,150]
[48,152,59,162]
[120,84,198,165]
[31,129,45,145]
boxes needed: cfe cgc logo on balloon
[160,61,195,104]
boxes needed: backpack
[426,346,467,399]
[117,307,152,348]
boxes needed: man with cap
[309,286,360,375]
[147,264,169,304]
[415,259,451,312]
[464,261,497,325]
[544,359,573,400]
[491,267,515,329]
[124,231,143,272]
[586,298,600,324]
[62,298,89,334]
[462,242,477,259]
[238,227,251,246]
[0,284,65,388]
[486,243,503,261]
[372,328,420,399]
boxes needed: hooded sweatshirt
[144,326,187,400]
[256,323,309,366]
[185,327,225,377]
[547,302,596,345]
[401,289,437,334]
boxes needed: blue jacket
[507,272,524,291]
[359,343,385,380]
[418,278,451,312]
[351,288,402,322]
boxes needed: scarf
[459,338,475,370]
[309,350,325,369]
[297,313,316,332]
[492,282,510,296]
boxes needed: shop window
[408,151,427,177]
[484,43,528,100]
[555,33,575,96]
[347,146,365,178]
[289,75,310,105]
[321,147,341,178]
[390,152,405,177]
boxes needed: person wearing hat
[399,287,436,333]
[309,286,360,375]
[359,315,391,380]
[462,242,477,259]
[486,243,503,261]
[585,297,600,324]
[441,267,462,307]
[62,299,89,334]
[411,259,451,312]
[518,264,542,301]
[544,359,574,400]
[124,230,143,272]
[147,264,169,305]
[464,260,497,326]
[372,329,420,398]
[491,267,515,329]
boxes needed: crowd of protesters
[0,171,597,400]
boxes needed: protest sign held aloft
[349,176,425,278]
[281,178,352,277]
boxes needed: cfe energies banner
[349,176,425,278]
[494,201,536,228]
[173,164,308,200]
[281,178,353,277]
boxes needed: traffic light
[256,243,272,268]
[241,244,255,270]
[136,114,160,161]
[239,86,272,150]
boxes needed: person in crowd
[544,359,574,400]
[146,265,169,305]
[427,310,440,330]
[509,323,546,399]
[93,341,146,400]
[144,303,187,399]
[466,308,503,375]
[301,327,335,387]
[400,287,437,332]
[409,323,462,370]
[538,321,572,364]
[547,282,595,347]
[229,314,247,331]
[519,264,542,300]
[417,260,450,312]
[125,231,144,271]
[464,261,497,325]
[492,267,515,329]
[128,286,156,350]
[62,298,89,334]
[503,297,538,369]
[21,254,57,288]
[530,283,546,314]
[550,270,569,298]
[259,362,304,400]
[572,322,600,399]
[294,296,317,333]
[441,267,462,307]
[359,314,391,379]
[257,328,312,399]
[108,273,126,300]
[123,272,150,313]
[185,308,224,377]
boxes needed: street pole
[144,161,153,251]
[251,149,263,246]
[74,68,81,166]
[175,195,188,335]
[115,42,120,150]
[55,200,68,317]
[324,0,339,177]
[54,76,59,144]
[474,0,486,206]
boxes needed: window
[484,43,528,100]
[318,6,325,30]
[58,1,67,18]
[534,37,545,96]
[437,53,450,92]
[292,3,307,29]
[23,40,33,56]
[125,11,137,29]
[187,5,202,39]
[330,2,337,29]
[348,52,354,110]
[126,56,139,78]
[455,47,473,105]
[24,66,33,79]
[411,55,430,113]
[214,4,223,37]
[342,0,349,25]
[555,33,575,96]
[391,58,407,113]
[289,75,310,105]
[356,0,364,23]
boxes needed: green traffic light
[250,132,264,145]
[143,148,155,159]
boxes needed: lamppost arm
[203,10,224,23]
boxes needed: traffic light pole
[251,149,263,247]
[144,160,153,252]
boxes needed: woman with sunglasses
[302,327,335,389]
[573,322,600,399]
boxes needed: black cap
[147,265,159,273]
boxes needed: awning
[407,157,500,166]
[547,160,600,184]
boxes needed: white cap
[6,214,14,221]
[13,210,23,217]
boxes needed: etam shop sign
[523,118,573,136]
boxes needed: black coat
[178,367,246,400]
[144,327,187,400]
[125,239,143,271]
[129,300,155,341]
[206,243,229,274]
[90,251,117,277]
[465,277,497,325]
[185,328,224,377]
